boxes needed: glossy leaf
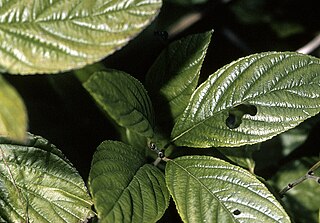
[0,76,27,141]
[84,70,155,138]
[146,31,212,125]
[171,52,320,147]
[166,156,291,223]
[272,157,320,223]
[0,134,93,222]
[0,0,162,74]
[89,140,170,223]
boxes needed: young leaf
[0,76,27,141]
[0,0,162,74]
[146,31,212,126]
[271,157,320,223]
[89,141,170,223]
[171,52,320,148]
[84,70,155,138]
[0,134,93,222]
[166,156,291,223]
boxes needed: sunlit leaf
[0,76,27,141]
[166,155,291,223]
[171,52,320,148]
[0,0,162,74]
[0,134,93,222]
[89,140,170,223]
[84,70,155,138]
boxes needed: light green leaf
[0,133,93,223]
[84,70,155,138]
[271,157,320,223]
[171,52,320,148]
[89,140,170,223]
[146,31,212,127]
[0,0,162,74]
[166,156,291,223]
[0,76,27,141]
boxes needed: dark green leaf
[89,141,170,223]
[0,76,27,141]
[166,156,291,223]
[84,70,155,138]
[146,31,212,127]
[171,52,320,148]
[0,134,93,222]
[0,0,162,74]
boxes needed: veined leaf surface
[0,134,93,222]
[0,76,27,141]
[0,0,162,74]
[89,140,170,223]
[171,52,320,147]
[84,70,155,138]
[146,31,212,125]
[166,156,291,223]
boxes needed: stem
[296,33,320,54]
[279,160,320,197]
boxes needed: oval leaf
[171,52,320,147]
[166,156,291,223]
[84,70,155,138]
[0,134,93,222]
[0,76,27,141]
[146,31,212,126]
[0,0,162,74]
[89,140,170,223]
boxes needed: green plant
[1,1,320,223]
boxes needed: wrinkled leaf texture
[89,140,170,223]
[166,156,291,223]
[0,76,27,141]
[171,52,320,147]
[84,69,155,138]
[146,31,212,126]
[0,0,162,74]
[0,134,93,222]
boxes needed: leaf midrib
[171,62,320,143]
[171,159,238,223]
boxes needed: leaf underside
[0,76,27,141]
[0,134,93,222]
[0,0,162,74]
[166,156,291,223]
[89,141,170,223]
[171,52,320,148]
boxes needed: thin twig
[296,33,320,54]
[279,160,320,197]
[168,12,203,37]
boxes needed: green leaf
[218,144,258,173]
[146,31,212,127]
[166,156,291,223]
[271,157,320,223]
[0,134,93,222]
[0,76,27,141]
[89,141,170,223]
[171,52,320,148]
[84,70,155,138]
[0,0,162,74]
